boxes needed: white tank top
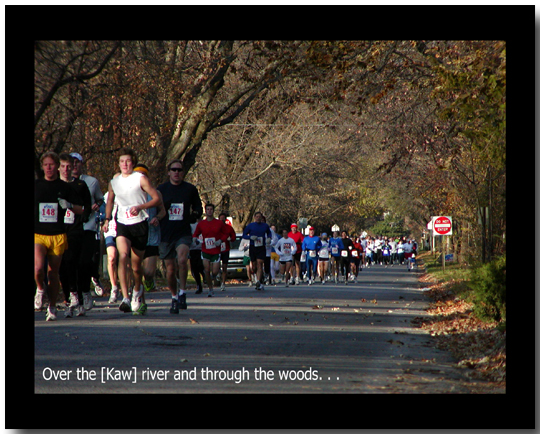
[111,172,148,225]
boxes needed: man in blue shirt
[329,231,345,284]
[301,227,322,285]
[242,212,272,290]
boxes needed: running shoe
[46,306,57,321]
[133,303,148,316]
[143,277,155,292]
[260,284,265,291]
[83,292,93,311]
[195,286,203,294]
[255,281,261,291]
[34,290,44,310]
[92,277,104,296]
[109,287,119,303]
[132,291,142,312]
[76,305,86,316]
[220,282,226,292]
[170,298,180,314]
[178,293,187,310]
[65,292,79,318]
[119,298,132,313]
[208,289,214,298]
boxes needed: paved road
[34,265,491,393]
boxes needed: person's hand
[215,239,222,247]
[58,198,72,209]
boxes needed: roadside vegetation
[417,252,506,386]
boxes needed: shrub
[469,255,506,322]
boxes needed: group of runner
[35,148,239,320]
[243,226,419,289]
[34,147,417,322]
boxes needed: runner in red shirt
[288,223,304,285]
[218,212,237,291]
[192,204,229,297]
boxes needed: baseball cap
[309,227,315,231]
[290,223,298,228]
[70,152,83,162]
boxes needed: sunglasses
[169,167,183,172]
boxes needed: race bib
[331,246,338,255]
[341,250,348,257]
[119,205,139,221]
[283,246,291,255]
[319,248,329,259]
[39,203,58,223]
[352,250,358,257]
[64,208,75,224]
[300,251,307,262]
[169,203,184,221]
[254,236,263,247]
[309,250,317,257]
[205,237,216,249]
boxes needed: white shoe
[220,282,226,291]
[92,277,104,296]
[65,292,79,318]
[34,290,45,310]
[132,291,142,312]
[83,292,93,311]
[109,287,119,303]
[46,307,57,321]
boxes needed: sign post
[432,216,452,272]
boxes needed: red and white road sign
[432,216,452,236]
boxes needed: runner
[157,159,203,313]
[301,227,322,285]
[103,190,120,303]
[288,223,304,285]
[35,152,84,321]
[351,236,363,282]
[403,239,414,271]
[238,237,255,286]
[218,212,237,291]
[190,218,205,294]
[70,152,105,301]
[192,204,229,297]
[102,148,161,315]
[317,233,330,284]
[57,153,92,318]
[273,229,297,287]
[340,231,354,285]
[133,164,165,293]
[242,212,272,291]
[329,230,345,283]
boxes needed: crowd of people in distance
[239,224,419,290]
[34,148,418,322]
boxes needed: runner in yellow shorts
[35,152,84,321]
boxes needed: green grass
[419,252,472,283]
